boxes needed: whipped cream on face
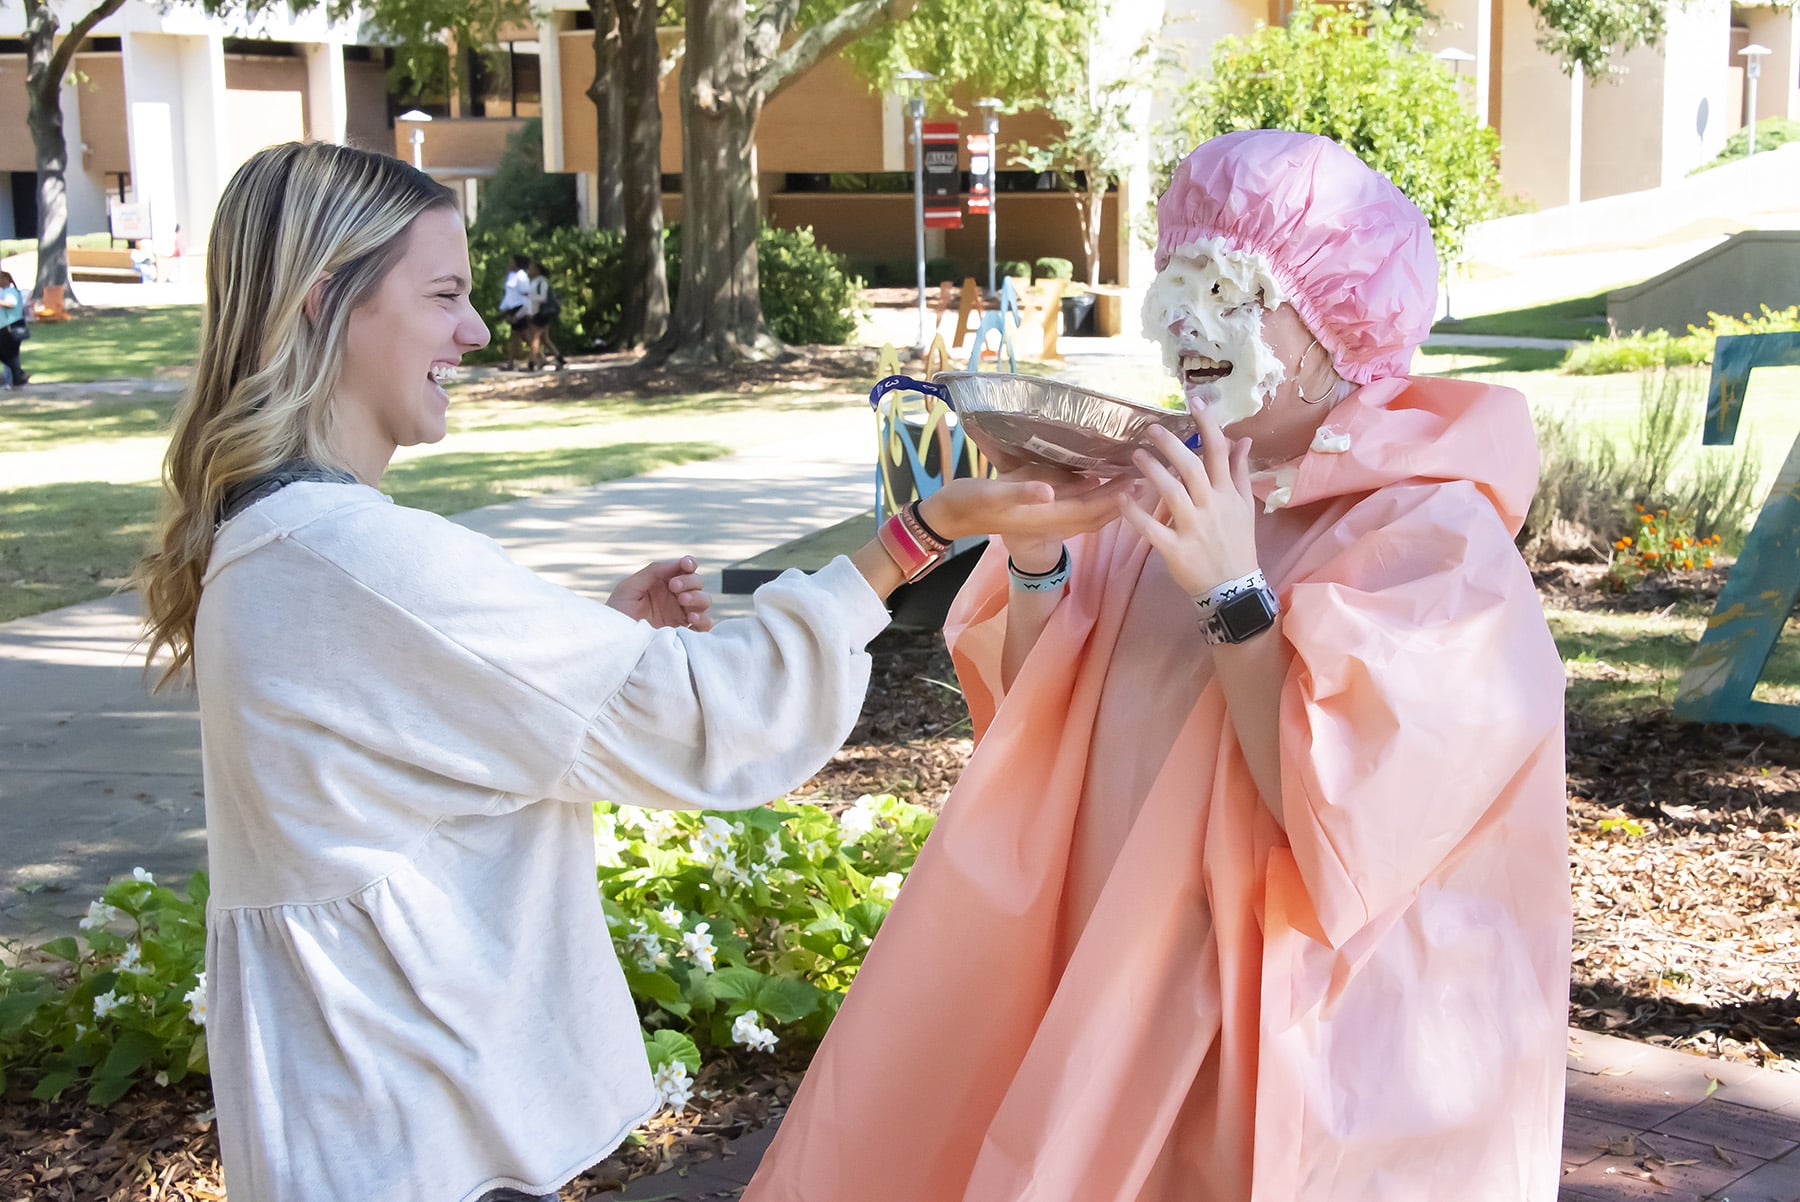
[1142,237,1287,428]
[1310,425,1351,454]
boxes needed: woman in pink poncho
[745,130,1569,1202]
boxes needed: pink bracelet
[877,509,944,582]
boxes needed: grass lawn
[20,306,202,383]
[1432,291,1610,342]
[1550,605,1800,722]
[0,386,860,622]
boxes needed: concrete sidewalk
[0,403,876,947]
[596,1031,1800,1202]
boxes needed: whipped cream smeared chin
[1142,238,1286,428]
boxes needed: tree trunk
[586,0,626,232]
[612,0,667,348]
[648,0,781,365]
[1080,177,1106,287]
[24,1,71,306]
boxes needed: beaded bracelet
[1008,545,1071,592]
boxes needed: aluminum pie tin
[932,371,1197,478]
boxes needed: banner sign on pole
[923,121,963,229]
[109,201,152,242]
[966,133,992,215]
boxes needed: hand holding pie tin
[869,373,1199,479]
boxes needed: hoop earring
[1295,338,1334,406]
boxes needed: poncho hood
[1279,375,1538,535]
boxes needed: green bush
[472,118,579,235]
[0,870,208,1104]
[1520,369,1763,560]
[1001,260,1032,280]
[1562,305,1800,375]
[1694,117,1800,172]
[757,225,866,345]
[1163,0,1501,264]
[924,256,963,286]
[1033,256,1074,280]
[0,797,929,1109]
[465,221,865,356]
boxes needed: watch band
[1008,545,1071,592]
[1194,569,1279,645]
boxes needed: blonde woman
[134,141,1125,1202]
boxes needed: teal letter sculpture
[1673,332,1800,735]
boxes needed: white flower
[80,901,121,932]
[731,1010,779,1053]
[658,904,683,928]
[592,813,628,868]
[838,797,879,844]
[690,816,735,865]
[74,1024,89,1041]
[681,922,717,974]
[712,851,751,888]
[763,834,789,868]
[623,920,668,970]
[624,807,678,842]
[131,867,155,884]
[117,942,144,975]
[93,990,122,1019]
[801,838,827,861]
[154,1071,170,1087]
[184,973,207,1028]
[652,1060,695,1114]
[869,872,904,902]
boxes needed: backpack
[539,279,562,321]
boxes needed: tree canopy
[1163,0,1500,263]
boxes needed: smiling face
[330,206,490,481]
[1142,238,1288,427]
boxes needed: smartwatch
[1195,569,1280,646]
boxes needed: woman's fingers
[1131,446,1198,529]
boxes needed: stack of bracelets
[877,502,953,582]
[1007,546,1071,592]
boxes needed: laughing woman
[131,141,1126,1202]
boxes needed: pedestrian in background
[0,270,29,388]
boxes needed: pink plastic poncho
[745,134,1569,1202]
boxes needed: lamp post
[1740,44,1772,156]
[896,70,937,350]
[975,97,1001,296]
[399,109,433,170]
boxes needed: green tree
[1527,0,1662,80]
[1008,32,1151,287]
[1163,0,1499,264]
[474,119,579,233]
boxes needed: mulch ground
[7,562,1800,1200]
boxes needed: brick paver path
[600,1031,1800,1201]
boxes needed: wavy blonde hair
[134,142,454,689]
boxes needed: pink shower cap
[1154,130,1438,385]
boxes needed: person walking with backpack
[526,259,565,371]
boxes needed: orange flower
[1705,556,1715,568]
[1658,508,1668,517]
[1644,550,1659,559]
[1647,525,1657,535]
[1618,536,1633,548]
[1635,503,1646,513]
[1640,514,1653,524]
[1682,559,1694,570]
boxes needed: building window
[469,42,541,118]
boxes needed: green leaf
[87,1074,135,1106]
[624,969,684,1008]
[96,1028,158,1080]
[31,1070,75,1100]
[643,1028,701,1074]
[707,966,765,1003]
[37,936,80,962]
[0,986,55,1037]
[749,975,821,1025]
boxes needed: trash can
[1061,291,1097,337]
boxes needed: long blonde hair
[134,142,454,689]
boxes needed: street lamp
[896,70,937,350]
[974,97,1001,296]
[1434,45,1475,75]
[1740,44,1773,156]
[399,109,433,170]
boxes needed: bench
[68,247,146,283]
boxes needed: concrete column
[881,93,906,172]
[302,40,348,144]
[1495,0,1583,207]
[538,19,564,172]
[121,33,184,250]
[177,33,229,250]
[1661,0,1731,178]
[1473,0,1493,125]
